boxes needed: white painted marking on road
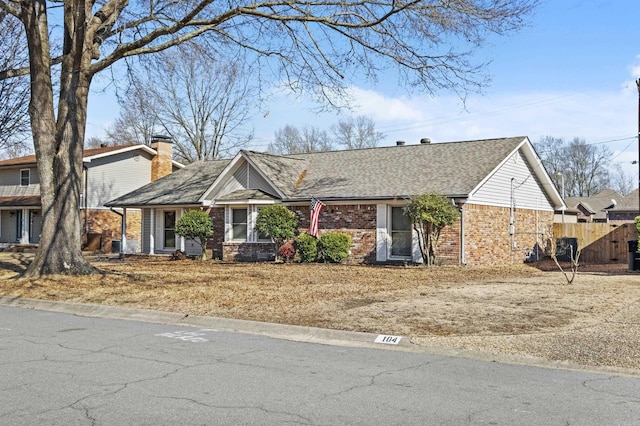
[374,335,402,345]
[155,330,209,343]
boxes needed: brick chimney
[150,135,173,181]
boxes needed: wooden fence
[553,222,638,264]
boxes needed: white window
[163,211,176,249]
[20,169,30,186]
[390,207,412,257]
[232,208,248,241]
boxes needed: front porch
[0,208,42,246]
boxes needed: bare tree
[536,136,612,197]
[0,14,30,157]
[609,163,636,196]
[84,136,111,149]
[332,115,385,150]
[269,125,333,154]
[114,44,256,162]
[105,81,161,147]
[0,0,538,276]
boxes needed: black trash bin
[629,240,639,271]
[556,237,578,262]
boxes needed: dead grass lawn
[2,254,640,369]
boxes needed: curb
[0,296,412,351]
[2,296,640,378]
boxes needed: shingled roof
[107,136,540,207]
[0,145,143,168]
[246,136,529,199]
[106,160,230,207]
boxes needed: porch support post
[20,208,29,244]
[179,208,185,251]
[149,208,155,255]
[121,208,127,257]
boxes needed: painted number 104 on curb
[375,335,402,345]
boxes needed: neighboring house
[107,136,564,266]
[607,188,640,223]
[0,136,180,252]
[564,189,624,223]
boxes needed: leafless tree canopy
[269,125,333,154]
[0,0,538,276]
[332,115,385,149]
[105,82,161,147]
[536,136,613,197]
[0,15,30,157]
[111,43,256,163]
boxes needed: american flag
[309,197,325,237]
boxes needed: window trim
[20,169,30,186]
[389,206,412,259]
[231,207,248,242]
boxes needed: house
[607,188,640,223]
[0,136,179,252]
[107,136,564,266]
[563,189,623,223]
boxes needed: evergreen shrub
[318,232,351,263]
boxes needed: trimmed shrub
[256,205,298,261]
[175,209,213,260]
[319,232,351,263]
[296,233,318,263]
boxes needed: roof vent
[396,140,405,146]
[420,138,431,144]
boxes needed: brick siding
[82,209,141,253]
[462,204,553,266]
[207,203,554,266]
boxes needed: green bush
[175,209,213,260]
[296,233,318,263]
[318,233,351,263]
[255,205,299,261]
[635,215,640,238]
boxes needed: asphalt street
[1,302,639,425]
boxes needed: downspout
[110,207,125,259]
[83,165,88,241]
[459,205,466,265]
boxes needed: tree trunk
[21,1,96,276]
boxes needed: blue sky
[87,0,640,179]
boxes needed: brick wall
[206,207,225,259]
[462,203,553,266]
[206,203,553,266]
[82,209,141,253]
[291,204,378,263]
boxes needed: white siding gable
[469,149,554,211]
[205,158,279,200]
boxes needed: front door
[29,210,42,243]
[390,207,412,257]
